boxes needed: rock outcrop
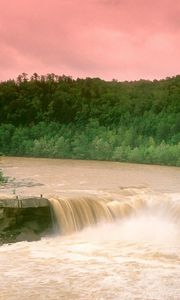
[0,196,53,245]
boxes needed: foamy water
[0,207,180,300]
[0,157,180,299]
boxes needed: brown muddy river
[0,157,180,300]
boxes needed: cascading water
[49,195,180,238]
[0,157,180,300]
[1,193,180,300]
[49,196,146,235]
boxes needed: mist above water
[78,211,180,247]
[49,194,180,248]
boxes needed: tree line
[0,73,179,166]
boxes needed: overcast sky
[0,0,180,81]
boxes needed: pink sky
[0,0,180,81]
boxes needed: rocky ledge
[0,196,54,245]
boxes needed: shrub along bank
[0,119,179,166]
[0,74,179,166]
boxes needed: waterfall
[49,195,180,235]
[49,196,146,234]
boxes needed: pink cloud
[0,0,180,81]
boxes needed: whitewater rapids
[0,157,180,299]
[0,193,180,300]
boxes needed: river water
[0,157,180,300]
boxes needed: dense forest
[0,73,179,166]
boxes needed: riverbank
[0,121,179,167]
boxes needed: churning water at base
[49,195,180,237]
[0,192,180,300]
[1,157,180,299]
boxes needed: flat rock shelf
[0,196,54,245]
[0,196,50,208]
